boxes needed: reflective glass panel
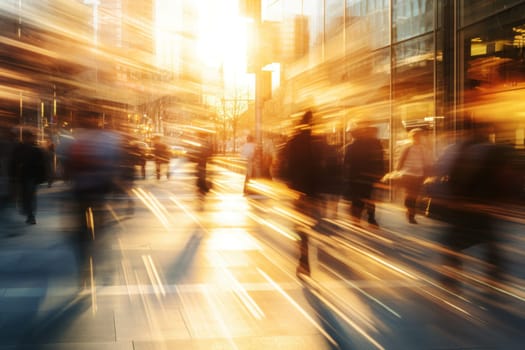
[346,0,389,50]
[393,0,434,42]
[460,0,523,27]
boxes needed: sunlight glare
[195,0,247,73]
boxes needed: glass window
[324,0,345,60]
[459,3,525,144]
[344,47,392,183]
[346,0,389,50]
[304,0,324,50]
[460,0,523,27]
[325,0,344,40]
[393,34,435,151]
[392,0,434,42]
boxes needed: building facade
[260,0,525,174]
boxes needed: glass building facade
[264,0,525,192]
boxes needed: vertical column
[240,0,263,176]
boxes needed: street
[0,158,524,350]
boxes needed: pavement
[0,158,524,350]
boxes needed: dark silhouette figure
[343,124,385,226]
[0,127,17,219]
[195,132,212,195]
[396,128,433,224]
[435,122,520,291]
[65,112,123,287]
[281,111,324,276]
[9,129,47,225]
[152,136,171,180]
[129,140,148,179]
[117,137,141,215]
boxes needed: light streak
[170,196,203,228]
[297,273,387,350]
[257,268,340,348]
[132,187,171,230]
[89,256,97,314]
[221,267,265,320]
[142,254,166,299]
[321,264,402,319]
[333,236,416,280]
[247,212,299,241]
[272,205,316,227]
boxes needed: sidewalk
[0,180,333,350]
[1,176,524,350]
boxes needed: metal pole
[254,1,263,177]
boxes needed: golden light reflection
[142,254,167,299]
[195,0,247,71]
[212,193,251,226]
[219,266,265,320]
[207,228,261,251]
[132,187,171,230]
[247,211,299,241]
[257,268,341,348]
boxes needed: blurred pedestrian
[128,140,147,180]
[343,123,386,226]
[66,115,123,229]
[396,128,433,224]
[65,110,123,288]
[317,140,343,219]
[281,110,324,276]
[240,134,257,194]
[436,121,520,291]
[152,136,171,180]
[0,127,17,222]
[9,129,48,225]
[117,137,140,215]
[195,132,212,195]
[261,136,276,179]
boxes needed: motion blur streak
[132,187,171,230]
[418,287,473,318]
[86,206,95,240]
[321,263,402,319]
[134,270,167,344]
[170,196,202,228]
[142,254,166,299]
[257,268,340,348]
[333,236,417,280]
[247,211,299,242]
[220,266,265,320]
[272,205,316,228]
[459,271,525,303]
[89,256,97,315]
[298,274,386,350]
[327,218,394,245]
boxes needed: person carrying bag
[395,128,433,224]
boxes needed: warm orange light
[195,0,247,77]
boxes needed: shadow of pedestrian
[164,229,203,284]
[300,283,355,350]
[18,292,92,349]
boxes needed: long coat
[343,136,385,199]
